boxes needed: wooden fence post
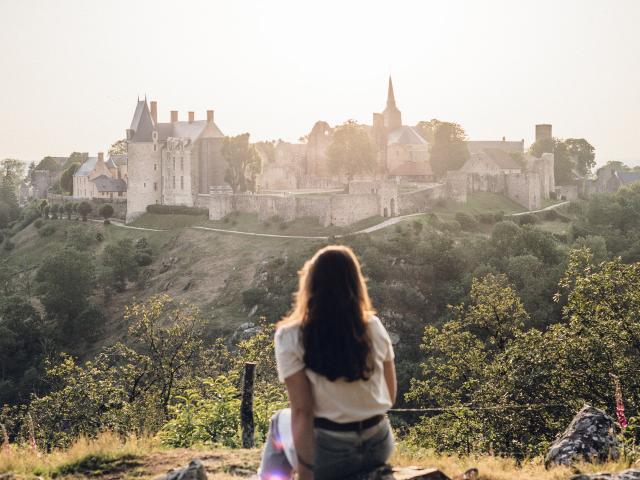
[241,362,256,448]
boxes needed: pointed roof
[387,126,428,146]
[129,99,155,142]
[387,76,397,109]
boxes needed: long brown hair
[280,245,375,382]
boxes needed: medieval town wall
[329,194,379,226]
[445,172,469,203]
[397,184,446,215]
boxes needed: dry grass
[392,443,638,480]
[0,432,157,478]
[3,434,638,479]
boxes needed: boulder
[351,464,468,480]
[570,469,640,480]
[545,405,620,468]
[162,459,207,480]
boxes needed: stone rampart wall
[330,194,379,226]
[398,184,446,215]
[505,173,541,210]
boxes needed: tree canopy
[416,119,469,178]
[326,120,377,181]
[222,133,261,193]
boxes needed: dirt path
[98,200,570,240]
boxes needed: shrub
[0,232,4,244]
[95,232,104,242]
[146,205,208,216]
[39,224,56,237]
[3,240,14,251]
[517,213,538,225]
[455,212,479,231]
[476,213,496,225]
[78,202,92,221]
[34,219,44,229]
[135,252,152,267]
[441,220,461,233]
[99,204,114,224]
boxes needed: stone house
[73,152,127,200]
[125,99,227,222]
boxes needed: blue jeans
[259,409,394,480]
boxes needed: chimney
[502,136,505,141]
[188,111,195,123]
[171,110,178,123]
[207,110,214,123]
[150,101,157,124]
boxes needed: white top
[274,315,395,423]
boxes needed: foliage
[60,164,79,194]
[222,133,261,193]
[34,156,61,172]
[38,224,56,237]
[99,204,114,223]
[416,119,469,178]
[327,120,377,181]
[109,139,127,155]
[102,238,140,291]
[145,204,208,216]
[77,201,92,221]
[530,137,595,184]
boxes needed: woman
[259,245,397,480]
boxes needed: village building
[73,152,128,200]
[125,99,227,221]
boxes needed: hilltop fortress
[124,79,557,225]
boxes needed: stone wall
[556,184,578,201]
[330,194,379,226]
[126,142,162,222]
[397,184,446,215]
[445,172,468,203]
[505,172,542,210]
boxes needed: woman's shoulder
[275,321,301,345]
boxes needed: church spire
[387,76,397,109]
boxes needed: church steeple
[383,76,402,131]
[387,76,397,109]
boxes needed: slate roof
[129,100,224,143]
[109,154,128,167]
[466,140,524,155]
[74,156,98,177]
[617,171,640,185]
[130,100,155,142]
[389,160,433,177]
[92,175,127,193]
[387,126,428,146]
[479,148,523,170]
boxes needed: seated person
[259,245,397,480]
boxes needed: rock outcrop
[545,405,620,467]
[570,469,640,480]
[162,459,207,480]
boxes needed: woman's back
[275,314,395,423]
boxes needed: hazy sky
[1,0,639,166]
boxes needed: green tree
[77,201,92,221]
[565,138,595,176]
[416,119,469,178]
[50,203,60,219]
[102,238,139,291]
[222,133,261,193]
[108,139,127,155]
[60,164,79,194]
[35,248,96,337]
[99,204,114,224]
[327,120,377,181]
[63,202,73,220]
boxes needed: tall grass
[0,432,157,477]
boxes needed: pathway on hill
[95,200,570,240]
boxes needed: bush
[39,224,56,237]
[441,220,461,233]
[517,213,538,225]
[455,212,479,231]
[34,219,44,229]
[135,252,152,267]
[543,209,561,221]
[146,204,208,216]
[0,232,4,244]
[476,213,496,225]
[95,232,104,242]
[3,240,14,251]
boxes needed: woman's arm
[383,360,397,405]
[284,370,315,480]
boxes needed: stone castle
[125,79,558,225]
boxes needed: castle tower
[383,77,402,131]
